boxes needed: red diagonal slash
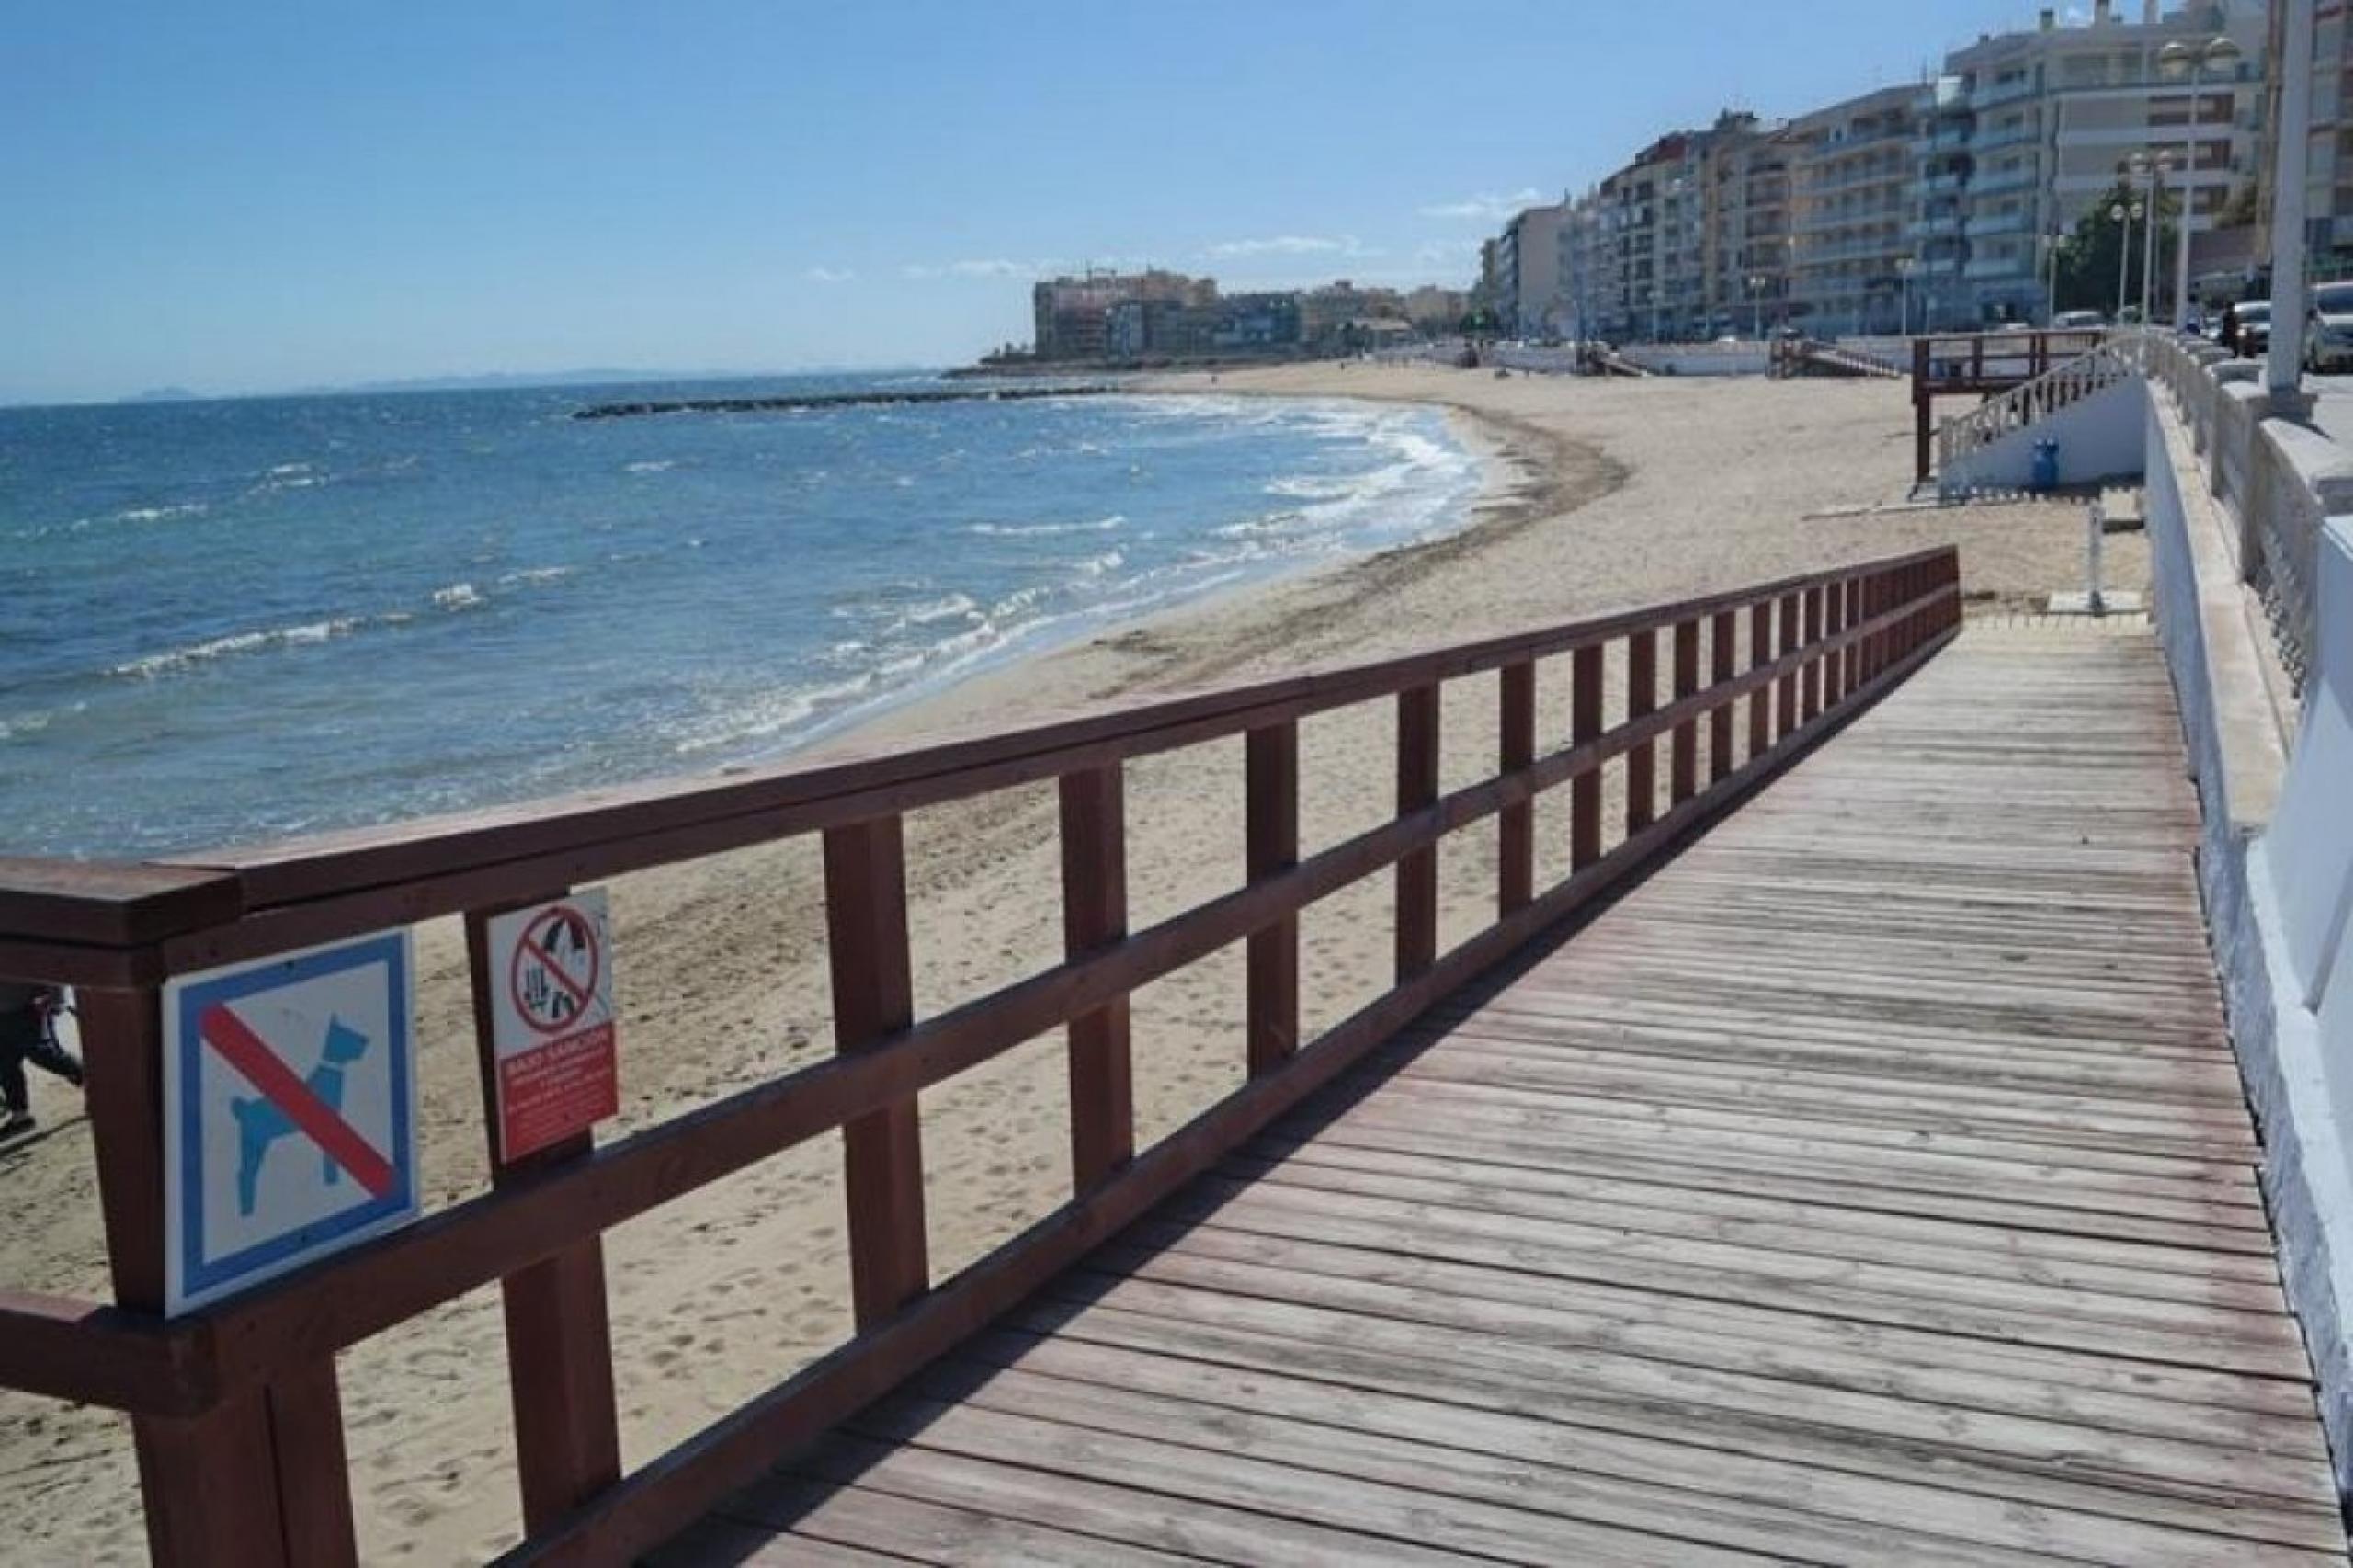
[520,928,594,1014]
[199,1004,395,1199]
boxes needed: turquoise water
[0,375,1479,858]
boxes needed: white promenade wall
[2143,366,2353,1490]
[1939,376,2146,496]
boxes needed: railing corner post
[1059,765,1133,1189]
[1245,722,1301,1076]
[823,815,930,1327]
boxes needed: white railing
[1936,336,2144,478]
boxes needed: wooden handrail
[0,545,1963,1566]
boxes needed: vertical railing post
[1802,585,1824,722]
[1246,722,1300,1076]
[1669,619,1699,805]
[1570,644,1603,871]
[1059,765,1132,1190]
[1825,567,1845,701]
[1842,577,1862,697]
[823,815,928,1327]
[1709,609,1736,784]
[1747,600,1772,763]
[1626,630,1657,834]
[1497,662,1536,915]
[80,985,325,1568]
[1395,685,1440,979]
[465,899,621,1538]
[1913,337,1934,484]
[1776,591,1801,742]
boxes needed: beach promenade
[661,617,2342,1566]
[0,364,2245,1562]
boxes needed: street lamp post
[2040,231,2064,324]
[2112,193,2144,323]
[1747,273,1766,339]
[2143,152,2172,328]
[2161,34,2245,328]
[1898,256,1917,336]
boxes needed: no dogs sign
[483,890,620,1163]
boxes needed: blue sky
[5,1,2049,402]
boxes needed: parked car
[2052,309,2107,330]
[2236,300,2273,356]
[2308,282,2353,372]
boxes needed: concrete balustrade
[2143,337,2353,1492]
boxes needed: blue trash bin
[2029,437,2060,494]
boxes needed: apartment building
[1495,202,1570,335]
[1699,116,1798,335]
[1787,85,1919,335]
[1926,0,2262,324]
[1032,270,1213,360]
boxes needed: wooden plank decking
[662,624,2344,1566]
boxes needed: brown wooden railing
[0,546,1961,1566]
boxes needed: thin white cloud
[1205,234,1373,259]
[1418,188,1548,222]
[803,267,856,284]
[902,257,1066,281]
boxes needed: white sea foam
[112,502,210,525]
[623,460,676,474]
[0,702,83,742]
[433,582,484,610]
[1261,477,1357,501]
[112,617,365,678]
[967,515,1126,537]
[892,593,979,629]
[499,565,574,586]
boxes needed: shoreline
[836,389,1597,751]
[0,363,2149,1562]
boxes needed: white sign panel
[162,930,419,1316]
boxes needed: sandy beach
[0,363,2147,1563]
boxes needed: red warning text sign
[484,892,620,1164]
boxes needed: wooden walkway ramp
[666,623,2344,1566]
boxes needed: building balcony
[1972,122,2041,153]
[1967,209,2033,237]
[1797,237,1910,266]
[1964,254,2031,280]
[1971,77,2040,111]
[1918,173,1968,198]
[1804,165,1912,200]
[1906,213,1964,241]
[1969,165,2039,198]
[1911,132,1974,158]
[1794,204,1906,237]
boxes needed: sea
[0,374,1483,858]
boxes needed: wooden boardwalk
[660,622,2343,1564]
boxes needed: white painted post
[2087,498,2107,617]
[2272,0,2317,403]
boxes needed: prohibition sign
[508,903,601,1037]
[199,1003,395,1199]
[484,890,620,1164]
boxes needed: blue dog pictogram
[230,1015,370,1217]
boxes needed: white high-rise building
[1922,0,2263,325]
